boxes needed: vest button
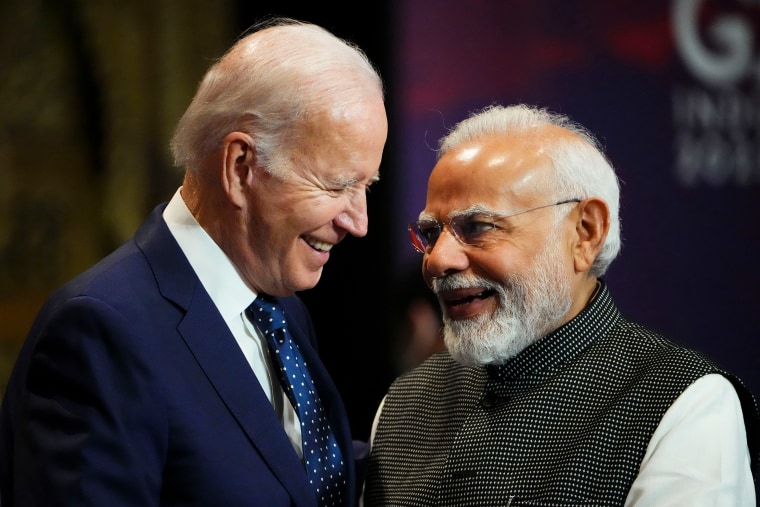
[480,392,497,408]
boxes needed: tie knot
[248,294,287,335]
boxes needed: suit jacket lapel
[135,204,316,507]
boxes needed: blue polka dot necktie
[247,294,347,507]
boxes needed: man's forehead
[427,156,552,209]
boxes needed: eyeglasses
[408,199,581,253]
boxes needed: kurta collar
[485,280,621,383]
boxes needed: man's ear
[221,131,255,208]
[573,197,610,273]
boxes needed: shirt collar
[163,188,255,324]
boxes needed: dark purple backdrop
[390,0,760,399]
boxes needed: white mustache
[432,273,501,294]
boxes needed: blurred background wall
[0,0,236,390]
[1,0,758,442]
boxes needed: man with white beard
[362,104,759,506]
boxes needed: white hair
[170,17,384,178]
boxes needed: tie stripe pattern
[248,295,346,507]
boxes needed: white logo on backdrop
[671,0,759,185]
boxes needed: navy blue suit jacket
[0,204,359,506]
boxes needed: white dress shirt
[162,188,303,459]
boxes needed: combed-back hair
[170,17,384,178]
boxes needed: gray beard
[435,230,573,366]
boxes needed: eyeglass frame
[408,198,582,254]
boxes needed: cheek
[474,244,545,287]
[478,255,518,282]
[295,196,345,228]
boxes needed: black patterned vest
[363,282,760,506]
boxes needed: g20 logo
[673,0,759,88]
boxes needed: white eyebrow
[448,205,496,219]
[331,172,380,188]
[417,204,496,222]
[330,176,358,187]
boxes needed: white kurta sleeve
[625,373,755,507]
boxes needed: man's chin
[443,328,498,366]
[443,316,534,366]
